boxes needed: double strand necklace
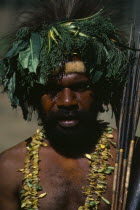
[19,128,114,210]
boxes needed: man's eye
[46,85,62,94]
[71,83,91,92]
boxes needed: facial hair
[38,107,105,158]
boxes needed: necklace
[19,128,114,210]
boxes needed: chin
[38,108,102,157]
[41,116,104,157]
[45,120,99,146]
[45,122,100,158]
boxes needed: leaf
[21,200,32,208]
[39,76,45,85]
[5,40,28,58]
[101,196,110,205]
[29,32,41,73]
[18,169,24,172]
[98,180,106,184]
[100,144,106,149]
[27,182,32,187]
[20,190,25,194]
[36,129,40,134]
[79,32,88,38]
[98,168,104,173]
[90,201,96,207]
[106,143,110,149]
[21,202,26,208]
[42,142,48,147]
[106,127,113,131]
[18,33,41,73]
[47,31,52,54]
[50,29,58,44]
[0,60,4,78]
[85,154,92,160]
[105,134,113,138]
[52,27,62,40]
[92,71,103,83]
[19,47,31,69]
[107,130,113,134]
[63,22,75,28]
[105,166,114,174]
[35,183,43,191]
[108,166,114,170]
[39,193,47,198]
[7,72,16,102]
[103,46,109,59]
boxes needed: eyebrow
[59,80,90,87]
[49,81,91,91]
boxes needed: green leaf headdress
[0,1,128,120]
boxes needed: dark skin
[0,62,117,210]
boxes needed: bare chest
[36,153,113,210]
[38,158,88,210]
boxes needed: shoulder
[0,140,31,209]
[0,140,28,169]
[0,138,31,193]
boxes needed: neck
[47,137,97,158]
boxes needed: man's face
[41,72,95,127]
[39,61,99,155]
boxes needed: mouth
[58,119,80,128]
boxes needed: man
[0,60,118,210]
[0,1,127,209]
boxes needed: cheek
[77,91,95,111]
[41,94,55,112]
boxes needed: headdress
[0,0,128,120]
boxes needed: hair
[0,0,129,121]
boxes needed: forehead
[47,73,90,87]
[57,73,90,86]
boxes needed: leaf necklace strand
[19,127,115,210]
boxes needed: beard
[37,106,105,158]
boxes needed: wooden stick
[118,26,140,210]
[111,23,137,210]
[118,159,127,210]
[111,163,118,210]
[114,41,135,210]
[114,149,124,210]
[122,140,135,210]
[124,35,140,209]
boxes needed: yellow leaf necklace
[19,128,114,209]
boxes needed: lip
[58,119,80,128]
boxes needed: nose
[57,88,79,111]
